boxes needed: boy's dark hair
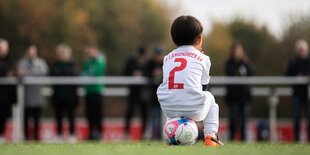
[171,15,203,46]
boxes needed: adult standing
[0,39,15,143]
[225,42,254,141]
[17,44,48,141]
[144,46,164,140]
[123,46,148,139]
[82,44,106,140]
[286,40,310,142]
[50,44,79,142]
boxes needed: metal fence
[1,76,309,142]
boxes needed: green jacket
[82,54,106,95]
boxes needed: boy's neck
[177,45,203,52]
[194,45,202,52]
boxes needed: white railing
[2,76,309,142]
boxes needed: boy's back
[157,45,211,111]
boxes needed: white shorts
[161,91,215,121]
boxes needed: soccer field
[0,142,309,155]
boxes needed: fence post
[12,77,24,143]
[268,88,279,142]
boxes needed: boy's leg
[202,92,219,138]
[203,101,219,138]
[203,95,224,146]
[203,92,223,146]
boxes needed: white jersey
[157,45,211,111]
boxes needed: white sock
[203,101,219,138]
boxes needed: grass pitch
[0,141,310,155]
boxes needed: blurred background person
[286,40,310,142]
[225,42,254,141]
[50,44,79,142]
[123,46,148,139]
[0,39,16,143]
[82,44,106,140]
[144,46,164,140]
[17,44,48,141]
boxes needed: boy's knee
[212,103,219,109]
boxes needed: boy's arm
[201,56,211,85]
[202,84,210,91]
[201,56,211,91]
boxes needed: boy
[157,16,223,146]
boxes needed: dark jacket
[123,56,146,93]
[144,58,163,106]
[225,59,254,103]
[0,55,16,107]
[286,56,310,100]
[50,60,78,105]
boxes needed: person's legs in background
[293,96,302,142]
[307,104,310,142]
[54,103,63,139]
[125,90,137,138]
[239,101,249,141]
[86,94,102,140]
[93,94,103,140]
[66,103,76,137]
[139,100,148,138]
[23,108,31,140]
[228,102,237,141]
[0,106,10,143]
[85,95,94,140]
[32,107,42,141]
[150,89,161,140]
[64,102,77,142]
[150,105,161,140]
[307,99,310,142]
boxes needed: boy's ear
[197,34,202,45]
[195,34,203,51]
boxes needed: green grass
[0,142,310,155]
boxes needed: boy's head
[171,15,203,48]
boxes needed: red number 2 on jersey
[168,58,187,89]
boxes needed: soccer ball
[163,117,198,145]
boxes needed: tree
[86,0,170,74]
[228,18,278,75]
[280,12,310,69]
[204,22,233,75]
[0,0,171,74]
